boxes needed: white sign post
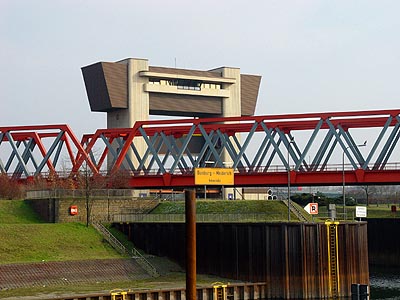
[355,206,367,221]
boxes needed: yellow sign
[194,168,234,185]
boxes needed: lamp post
[287,137,294,221]
[342,141,367,219]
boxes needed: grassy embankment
[0,199,229,298]
[0,200,122,264]
[151,199,296,220]
[0,199,300,265]
[0,198,397,298]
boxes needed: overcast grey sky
[1,0,399,139]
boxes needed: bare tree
[74,161,106,227]
[360,185,377,206]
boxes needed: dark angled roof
[241,74,262,116]
[81,62,128,112]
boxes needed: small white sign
[356,206,367,218]
[304,203,319,215]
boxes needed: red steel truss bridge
[2,109,400,188]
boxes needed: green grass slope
[0,223,122,264]
[152,199,287,214]
[0,199,230,299]
[0,200,122,264]
[0,200,44,224]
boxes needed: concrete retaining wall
[28,198,159,223]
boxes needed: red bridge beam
[126,169,400,189]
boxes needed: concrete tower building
[82,57,261,123]
[81,57,261,197]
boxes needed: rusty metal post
[185,189,196,300]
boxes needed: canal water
[369,266,400,300]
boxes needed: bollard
[328,204,336,220]
[351,283,369,300]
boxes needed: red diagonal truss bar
[0,125,97,177]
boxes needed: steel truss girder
[90,109,400,186]
[0,125,95,179]
[2,109,400,186]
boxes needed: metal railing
[281,199,310,222]
[92,222,159,277]
[13,162,400,180]
[26,189,145,200]
[112,213,284,223]
[317,211,355,221]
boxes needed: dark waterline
[258,266,399,299]
[369,266,400,300]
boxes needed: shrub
[0,174,25,199]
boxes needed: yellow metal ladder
[213,282,227,300]
[326,221,340,298]
[110,289,128,300]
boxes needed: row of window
[149,78,221,90]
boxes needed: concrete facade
[82,57,261,125]
[81,58,261,198]
[107,58,150,129]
